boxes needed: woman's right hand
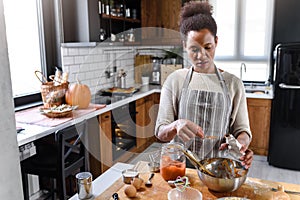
[174,119,204,142]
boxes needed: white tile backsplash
[68,48,79,56]
[61,44,178,94]
[63,56,75,65]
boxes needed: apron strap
[215,65,231,135]
[183,67,194,89]
[178,67,193,105]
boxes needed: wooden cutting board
[95,161,300,200]
[134,55,152,84]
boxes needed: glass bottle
[105,0,110,15]
[99,28,106,42]
[98,1,102,14]
[160,142,186,181]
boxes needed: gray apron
[174,66,232,160]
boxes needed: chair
[21,120,89,200]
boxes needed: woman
[155,2,253,168]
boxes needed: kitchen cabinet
[98,109,137,173]
[141,0,182,44]
[247,98,272,156]
[97,93,160,174]
[99,108,136,174]
[136,97,147,148]
[99,0,141,42]
[99,111,113,173]
[141,0,181,31]
[136,93,160,149]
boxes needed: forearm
[236,131,251,149]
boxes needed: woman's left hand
[236,132,253,169]
[219,132,253,169]
[239,148,253,169]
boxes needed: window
[3,0,59,108]
[3,0,46,99]
[209,0,274,81]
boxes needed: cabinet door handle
[279,83,300,89]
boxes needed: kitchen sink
[243,82,273,98]
[245,89,268,94]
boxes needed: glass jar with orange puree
[160,142,186,181]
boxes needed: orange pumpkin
[65,80,91,109]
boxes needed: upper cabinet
[98,0,141,43]
[141,0,182,45]
[141,0,181,31]
[98,0,182,44]
[61,0,182,44]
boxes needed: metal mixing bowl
[197,157,248,192]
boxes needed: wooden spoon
[181,148,216,177]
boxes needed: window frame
[211,0,274,62]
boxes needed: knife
[271,188,300,195]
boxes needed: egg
[131,177,144,190]
[124,185,137,197]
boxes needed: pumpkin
[65,80,91,109]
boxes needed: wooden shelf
[102,14,141,23]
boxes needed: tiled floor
[248,155,300,185]
[128,142,300,185]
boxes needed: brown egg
[131,177,144,190]
[124,185,137,198]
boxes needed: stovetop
[91,94,128,105]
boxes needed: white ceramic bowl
[168,187,202,200]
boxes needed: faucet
[240,63,246,80]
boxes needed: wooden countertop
[96,161,300,200]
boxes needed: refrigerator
[268,43,300,170]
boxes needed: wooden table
[96,161,300,200]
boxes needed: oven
[111,101,136,160]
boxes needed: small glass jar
[160,142,186,181]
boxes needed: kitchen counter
[16,85,161,147]
[17,83,271,147]
[69,161,300,200]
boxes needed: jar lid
[76,172,92,183]
[161,142,185,153]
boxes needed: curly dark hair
[180,1,217,39]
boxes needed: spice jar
[160,142,186,181]
[76,172,93,199]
